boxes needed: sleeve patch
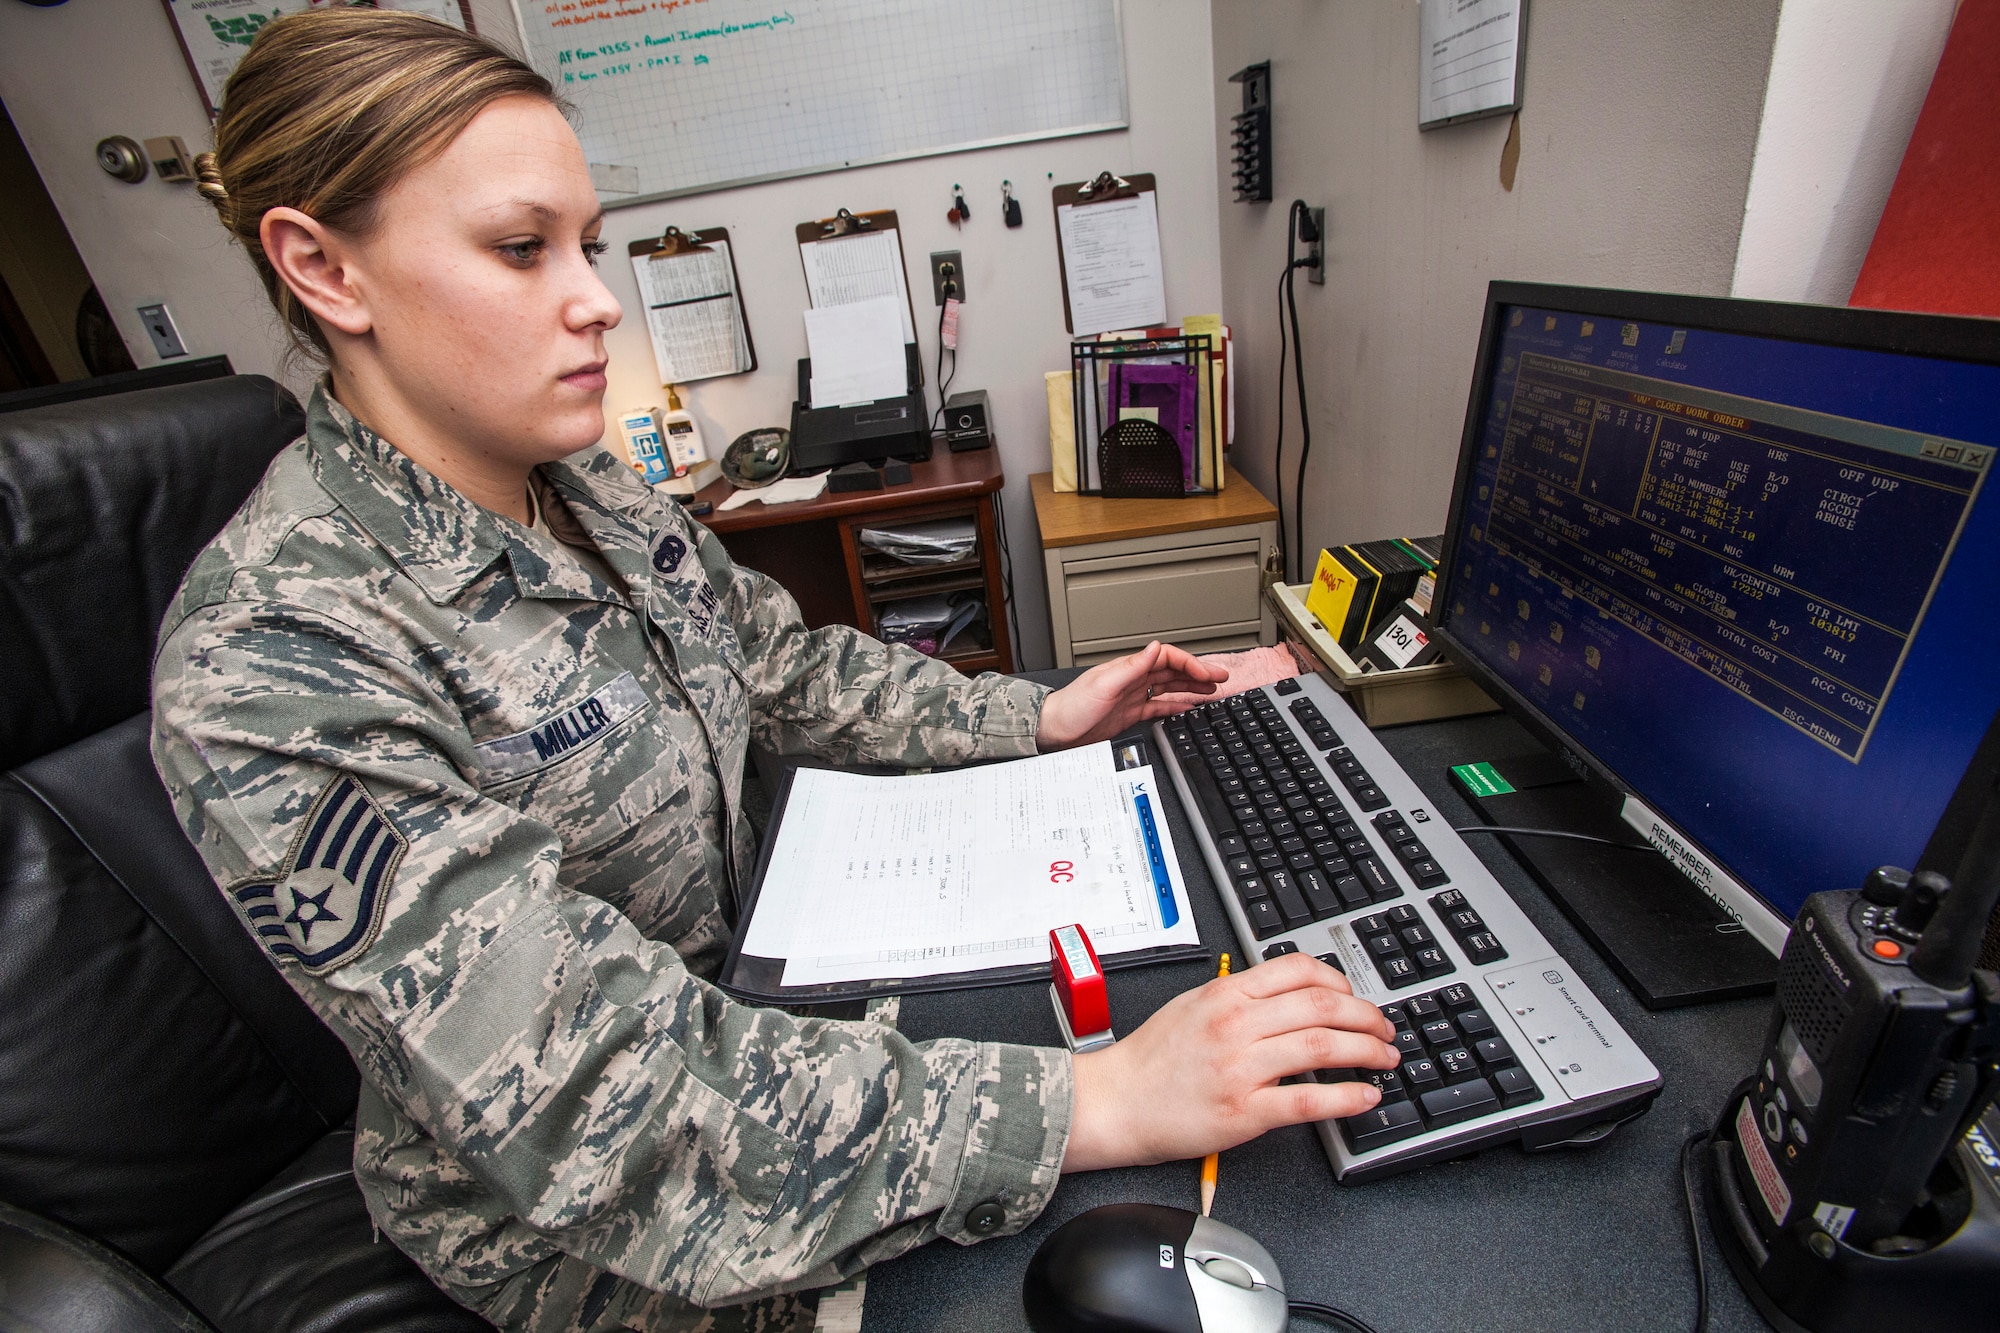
[235,775,404,975]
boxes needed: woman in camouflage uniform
[151,11,1398,1330]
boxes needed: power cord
[990,491,1023,666]
[929,299,957,435]
[1272,200,1321,583]
[1287,1299,1384,1333]
[1681,1130,1712,1333]
[1272,263,1293,582]
[1286,203,1316,584]
[1452,824,1659,851]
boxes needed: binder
[1051,171,1165,335]
[795,208,921,353]
[626,225,757,384]
[715,732,1207,1004]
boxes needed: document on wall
[1056,193,1168,337]
[738,743,1201,988]
[1419,0,1527,129]
[630,239,755,383]
[164,0,315,116]
[799,230,918,343]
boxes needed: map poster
[161,0,472,118]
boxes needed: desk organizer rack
[1070,335,1219,497]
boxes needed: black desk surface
[859,706,1776,1332]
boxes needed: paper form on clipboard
[738,742,1200,987]
[799,228,918,344]
[628,229,755,383]
[1056,192,1167,337]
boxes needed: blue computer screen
[1443,304,2000,923]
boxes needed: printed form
[742,743,1199,986]
[1056,193,1167,336]
[631,240,753,383]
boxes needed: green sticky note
[1451,761,1516,798]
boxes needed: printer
[789,344,932,473]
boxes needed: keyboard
[1153,673,1662,1181]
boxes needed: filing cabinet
[1031,468,1280,667]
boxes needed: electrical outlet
[929,250,964,306]
[1306,207,1326,285]
[136,302,188,358]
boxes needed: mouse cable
[1286,1299,1384,1333]
[1451,825,1658,851]
[1681,1129,1712,1333]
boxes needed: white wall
[584,1,1221,669]
[0,0,287,379]
[0,0,1222,670]
[1730,0,1958,305]
[1209,0,1785,573]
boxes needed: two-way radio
[1705,799,2000,1333]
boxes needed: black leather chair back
[1,376,302,771]
[0,377,363,1275]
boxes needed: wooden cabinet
[693,449,1013,674]
[1030,468,1280,667]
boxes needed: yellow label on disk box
[1306,549,1360,641]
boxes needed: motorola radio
[1705,800,2000,1333]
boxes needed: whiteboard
[511,0,1129,206]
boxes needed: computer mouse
[1022,1203,1287,1333]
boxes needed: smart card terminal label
[1485,960,1656,1100]
[1328,924,1382,998]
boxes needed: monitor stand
[1450,751,1777,1009]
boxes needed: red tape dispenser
[1049,924,1115,1053]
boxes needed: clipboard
[626,225,757,384]
[1052,172,1165,336]
[715,732,1208,1005]
[795,208,922,351]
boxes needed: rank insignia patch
[235,775,403,974]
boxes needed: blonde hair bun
[192,151,228,206]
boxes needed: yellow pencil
[1200,952,1231,1216]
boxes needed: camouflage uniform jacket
[150,387,1071,1322]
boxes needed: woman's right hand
[1061,953,1400,1172]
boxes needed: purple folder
[1107,361,1198,484]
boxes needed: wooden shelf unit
[694,447,1013,675]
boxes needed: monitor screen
[1437,289,2000,929]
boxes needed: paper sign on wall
[1418,0,1527,130]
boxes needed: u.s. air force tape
[473,671,650,783]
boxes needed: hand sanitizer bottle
[663,386,706,475]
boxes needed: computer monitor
[1433,283,2000,973]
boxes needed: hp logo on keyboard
[1159,1245,1175,1268]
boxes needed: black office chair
[0,377,490,1331]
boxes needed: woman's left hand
[1035,640,1230,750]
